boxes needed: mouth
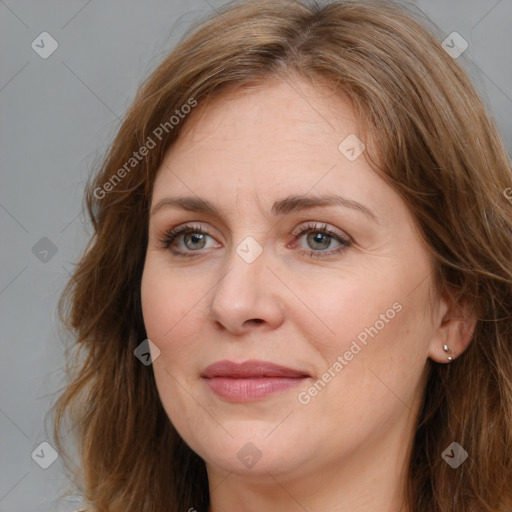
[200,360,311,402]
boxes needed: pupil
[308,232,330,250]
[186,233,205,249]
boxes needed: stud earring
[443,344,454,362]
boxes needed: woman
[52,0,512,510]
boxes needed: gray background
[1,0,511,510]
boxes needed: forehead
[153,78,374,193]
[149,79,419,249]
[178,77,359,146]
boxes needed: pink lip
[201,360,310,402]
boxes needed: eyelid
[157,220,352,257]
[288,221,351,257]
[290,221,351,242]
[157,223,216,250]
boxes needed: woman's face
[141,78,446,487]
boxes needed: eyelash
[157,222,352,259]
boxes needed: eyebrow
[150,193,378,223]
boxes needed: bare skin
[141,77,475,512]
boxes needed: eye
[289,222,351,258]
[158,221,351,259]
[158,224,219,256]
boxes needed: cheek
[140,261,205,431]
[295,295,428,449]
[293,268,402,353]
[300,261,433,394]
[141,256,203,343]
[140,255,217,408]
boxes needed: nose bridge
[208,235,284,332]
[215,234,269,305]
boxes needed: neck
[205,413,414,512]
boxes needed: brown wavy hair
[50,0,512,510]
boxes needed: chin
[188,429,309,477]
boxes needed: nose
[207,242,285,335]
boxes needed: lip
[201,359,311,402]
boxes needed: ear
[428,292,477,364]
